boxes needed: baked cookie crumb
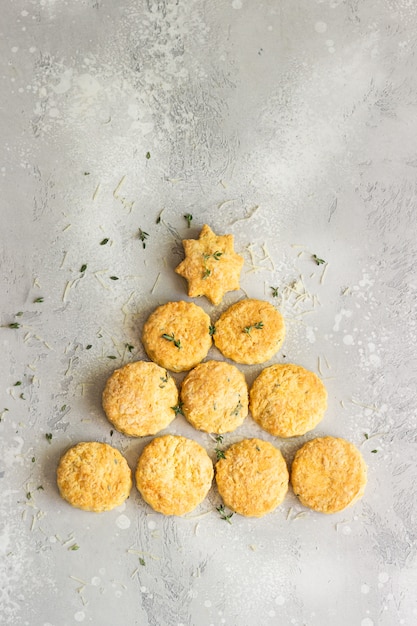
[175,224,244,305]
[291,436,367,513]
[57,441,132,512]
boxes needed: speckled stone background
[1,1,417,625]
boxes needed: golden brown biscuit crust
[175,224,244,305]
[249,363,327,438]
[142,301,212,372]
[135,435,214,516]
[213,299,285,365]
[57,442,132,512]
[291,436,367,513]
[215,438,289,517]
[181,360,248,434]
[102,361,178,436]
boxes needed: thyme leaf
[138,228,149,249]
[243,321,264,334]
[313,254,326,265]
[171,402,184,416]
[161,333,182,349]
[184,213,193,228]
[216,504,233,524]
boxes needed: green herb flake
[313,254,326,265]
[100,238,109,245]
[209,325,216,336]
[110,276,119,281]
[171,402,184,416]
[364,433,369,440]
[146,151,151,160]
[69,544,80,551]
[138,228,149,249]
[244,321,264,335]
[216,504,233,524]
[9,322,20,329]
[14,381,22,386]
[125,344,134,353]
[80,264,87,273]
[230,400,242,416]
[371,449,378,453]
[110,429,114,436]
[161,333,182,349]
[26,492,31,500]
[61,405,67,411]
[107,355,117,360]
[86,344,92,350]
[37,485,44,491]
[271,286,279,298]
[215,448,226,460]
[19,393,25,400]
[45,433,53,444]
[202,268,211,280]
[16,311,24,317]
[184,213,193,228]
[139,557,146,566]
[32,457,35,463]
[215,435,224,444]
[34,297,44,303]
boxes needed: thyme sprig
[202,251,223,279]
[313,254,326,265]
[162,333,182,349]
[184,213,193,228]
[171,402,184,416]
[216,504,233,524]
[138,228,149,249]
[243,321,264,335]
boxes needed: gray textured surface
[1,1,417,625]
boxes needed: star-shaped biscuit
[175,224,244,305]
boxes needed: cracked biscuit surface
[250,363,327,437]
[102,361,178,436]
[175,224,244,305]
[213,298,285,365]
[142,300,212,372]
[57,442,132,512]
[215,438,289,517]
[181,360,248,434]
[291,436,367,513]
[135,435,214,516]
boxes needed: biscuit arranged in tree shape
[215,438,289,517]
[180,360,248,434]
[57,442,132,512]
[291,436,367,513]
[142,300,212,372]
[102,361,178,436]
[213,298,285,365]
[135,435,214,516]
[249,363,327,438]
[175,224,244,305]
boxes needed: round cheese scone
[291,436,367,513]
[213,299,285,365]
[250,363,327,438]
[135,435,214,516]
[57,442,132,512]
[215,438,289,517]
[102,361,178,437]
[142,301,212,372]
[181,360,248,434]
